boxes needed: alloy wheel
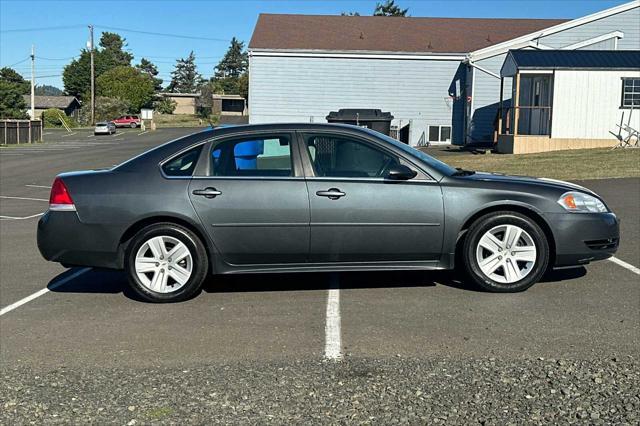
[134,235,193,293]
[475,224,537,284]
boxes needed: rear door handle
[316,188,346,200]
[192,187,222,198]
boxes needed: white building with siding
[248,1,640,147]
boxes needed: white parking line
[0,195,48,202]
[0,268,92,317]
[137,131,149,136]
[0,213,44,220]
[25,184,52,189]
[609,256,640,275]
[324,273,342,360]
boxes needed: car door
[188,132,310,265]
[300,131,444,263]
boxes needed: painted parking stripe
[0,213,44,220]
[324,273,342,360]
[0,268,91,317]
[137,131,148,136]
[0,195,48,202]
[25,185,52,189]
[608,256,640,275]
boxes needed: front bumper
[37,210,123,269]
[546,211,619,267]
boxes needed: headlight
[557,191,607,213]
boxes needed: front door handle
[192,187,222,198]
[316,188,346,200]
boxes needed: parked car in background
[38,124,619,303]
[112,115,141,128]
[94,121,116,135]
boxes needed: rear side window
[210,135,292,177]
[162,145,202,177]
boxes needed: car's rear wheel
[125,223,208,302]
[462,211,549,292]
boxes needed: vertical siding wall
[467,5,639,144]
[551,70,640,139]
[249,55,462,146]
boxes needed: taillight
[49,177,76,211]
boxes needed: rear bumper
[546,212,619,267]
[37,210,123,269]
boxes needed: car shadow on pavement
[48,265,588,301]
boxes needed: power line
[36,55,78,61]
[3,57,30,68]
[94,25,230,42]
[0,24,86,33]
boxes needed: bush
[153,97,176,114]
[78,97,130,125]
[42,108,78,128]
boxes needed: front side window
[304,134,399,178]
[162,145,203,177]
[210,135,292,177]
[622,78,640,108]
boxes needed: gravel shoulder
[2,357,638,425]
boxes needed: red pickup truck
[112,115,141,128]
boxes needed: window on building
[210,135,292,177]
[622,78,640,108]
[428,125,452,143]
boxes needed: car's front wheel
[130,122,137,128]
[462,211,549,292]
[125,223,208,302]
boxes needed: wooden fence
[0,120,43,145]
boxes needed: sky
[0,0,630,89]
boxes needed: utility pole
[88,25,95,125]
[30,45,35,119]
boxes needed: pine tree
[136,58,163,92]
[167,51,203,93]
[214,38,248,79]
[373,0,409,16]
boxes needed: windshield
[361,128,457,176]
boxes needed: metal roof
[501,49,640,76]
[23,95,80,109]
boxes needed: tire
[130,122,137,128]
[125,223,208,303]
[462,211,549,293]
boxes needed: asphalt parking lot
[1,128,638,424]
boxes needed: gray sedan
[38,124,619,302]
[94,121,116,135]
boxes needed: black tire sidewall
[463,212,549,292]
[125,224,208,303]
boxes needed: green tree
[210,38,249,99]
[0,67,30,94]
[136,58,163,92]
[341,11,360,16]
[214,37,248,78]
[153,97,177,114]
[167,51,203,93]
[35,84,63,96]
[374,0,409,16]
[42,108,78,128]
[78,96,130,124]
[0,80,28,119]
[62,32,132,100]
[96,66,155,112]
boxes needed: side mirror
[386,164,418,180]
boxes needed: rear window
[162,145,203,177]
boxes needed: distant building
[160,93,200,115]
[248,1,640,147]
[497,50,640,153]
[23,95,81,120]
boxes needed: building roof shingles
[23,95,79,109]
[249,14,569,54]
